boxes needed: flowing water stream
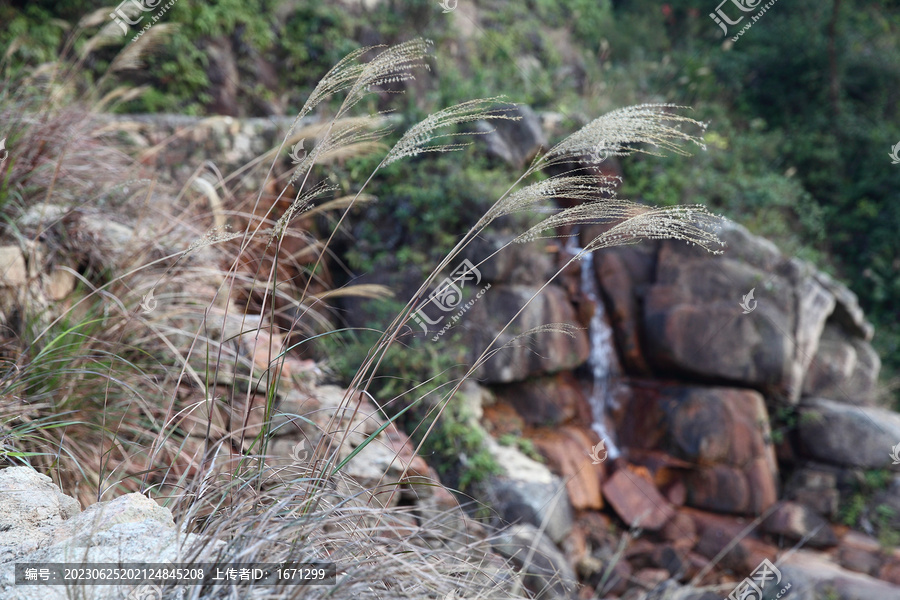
[568,239,620,459]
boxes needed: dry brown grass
[1,16,727,598]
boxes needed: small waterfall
[569,240,620,459]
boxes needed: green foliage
[839,469,899,549]
[766,406,798,446]
[498,433,543,463]
[428,400,501,491]
[321,299,498,491]
[704,0,900,391]
[839,493,867,528]
[342,150,512,273]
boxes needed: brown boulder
[493,371,592,428]
[643,223,835,404]
[601,468,674,531]
[466,284,590,383]
[482,399,526,438]
[838,531,884,576]
[660,511,698,552]
[590,242,658,376]
[460,232,554,286]
[616,384,779,515]
[531,426,605,511]
[684,507,777,576]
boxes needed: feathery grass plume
[583,204,726,253]
[296,47,372,121]
[94,84,150,112]
[513,198,646,243]
[107,24,177,73]
[528,103,707,174]
[77,7,134,58]
[339,38,433,118]
[164,464,529,600]
[273,181,338,240]
[304,193,376,218]
[510,322,582,340]
[289,117,392,185]
[478,174,616,227]
[186,225,243,253]
[311,284,393,301]
[380,97,520,168]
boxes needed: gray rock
[643,223,835,404]
[813,270,875,341]
[482,436,573,545]
[803,324,880,404]
[0,247,27,287]
[761,501,839,548]
[785,465,840,519]
[492,524,578,600]
[0,468,80,563]
[475,104,547,169]
[0,467,206,600]
[464,284,590,383]
[779,550,900,600]
[798,398,900,468]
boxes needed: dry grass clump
[2,15,725,599]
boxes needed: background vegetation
[8,0,894,399]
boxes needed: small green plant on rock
[498,433,544,463]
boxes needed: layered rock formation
[6,113,896,600]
